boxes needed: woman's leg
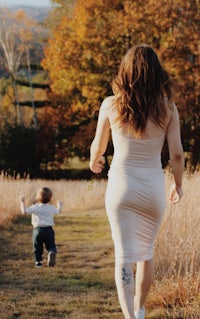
[134,259,154,311]
[115,262,135,319]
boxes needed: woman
[89,45,184,319]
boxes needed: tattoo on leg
[122,267,132,285]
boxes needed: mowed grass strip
[0,209,122,319]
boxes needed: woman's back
[111,130,165,173]
[107,95,173,140]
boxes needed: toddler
[19,187,62,267]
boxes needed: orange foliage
[42,0,200,164]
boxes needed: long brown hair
[112,45,173,133]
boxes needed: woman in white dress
[89,45,184,319]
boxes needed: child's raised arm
[19,194,26,215]
[56,200,63,213]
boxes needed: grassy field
[0,173,200,318]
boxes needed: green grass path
[0,210,122,319]
[1,210,197,319]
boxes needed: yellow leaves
[43,0,200,124]
[13,9,37,42]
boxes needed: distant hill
[9,5,51,21]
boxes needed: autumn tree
[42,0,142,160]
[0,7,44,127]
[143,0,200,169]
[42,0,200,169]
[0,7,55,177]
[0,8,24,124]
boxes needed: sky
[0,0,52,7]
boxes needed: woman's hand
[169,183,183,204]
[89,156,105,174]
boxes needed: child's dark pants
[32,226,56,262]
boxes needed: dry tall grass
[155,171,200,279]
[0,176,106,225]
[141,171,200,317]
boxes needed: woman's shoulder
[164,97,175,112]
[164,98,178,129]
[100,95,115,111]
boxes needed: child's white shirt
[25,203,60,228]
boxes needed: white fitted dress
[105,129,166,264]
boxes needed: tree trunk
[12,75,23,126]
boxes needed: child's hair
[36,187,52,204]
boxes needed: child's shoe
[47,251,56,267]
[134,306,145,319]
[35,261,42,267]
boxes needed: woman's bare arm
[166,104,184,203]
[89,98,111,173]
